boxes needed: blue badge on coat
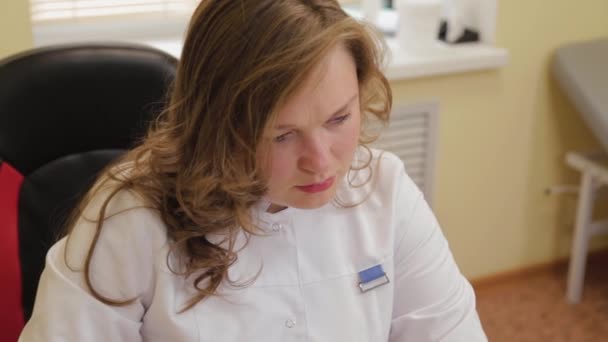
[358,264,390,293]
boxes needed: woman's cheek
[341,119,361,150]
[268,146,295,180]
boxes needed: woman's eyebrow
[275,93,358,130]
[328,93,358,117]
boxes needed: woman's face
[257,44,361,212]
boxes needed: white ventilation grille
[370,101,439,205]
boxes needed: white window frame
[29,0,508,81]
[30,0,194,44]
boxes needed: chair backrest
[0,43,178,340]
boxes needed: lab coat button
[271,223,283,232]
[285,319,296,328]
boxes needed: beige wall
[389,0,608,279]
[0,0,32,59]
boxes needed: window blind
[30,0,198,22]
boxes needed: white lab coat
[19,149,487,341]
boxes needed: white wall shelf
[141,37,508,81]
[384,38,509,81]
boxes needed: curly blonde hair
[68,0,392,311]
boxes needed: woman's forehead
[274,44,359,127]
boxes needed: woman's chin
[266,184,338,211]
[291,188,337,209]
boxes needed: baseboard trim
[470,248,608,291]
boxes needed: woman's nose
[298,134,330,174]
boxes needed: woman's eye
[330,114,351,125]
[273,132,292,143]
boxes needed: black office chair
[0,43,177,340]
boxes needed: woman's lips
[295,176,335,193]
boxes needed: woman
[20,0,487,341]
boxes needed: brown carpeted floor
[475,255,608,342]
